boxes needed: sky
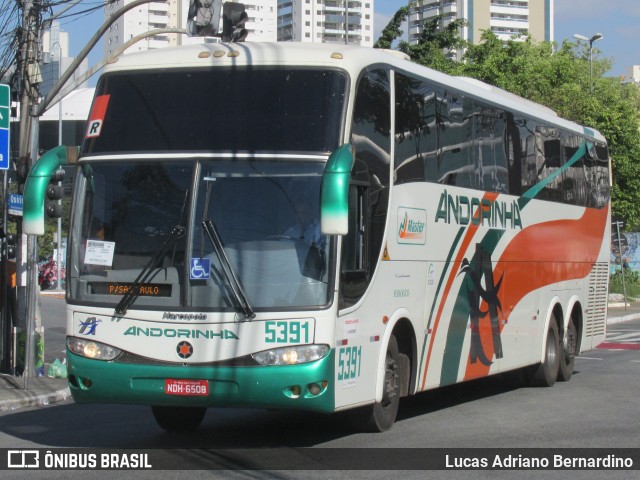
[59,0,640,83]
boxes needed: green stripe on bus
[438,140,592,384]
[417,226,465,383]
[440,229,505,385]
[521,142,589,200]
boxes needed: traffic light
[45,168,65,219]
[187,0,222,37]
[6,232,16,259]
[222,2,248,42]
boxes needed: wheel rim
[381,354,399,408]
[565,322,577,360]
[547,329,559,370]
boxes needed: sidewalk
[1,302,640,415]
[605,301,640,324]
[0,374,70,414]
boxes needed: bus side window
[473,103,508,194]
[340,183,369,309]
[438,92,474,189]
[394,72,438,184]
[587,143,610,209]
[342,66,391,309]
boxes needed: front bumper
[67,349,335,413]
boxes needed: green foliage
[374,12,640,229]
[397,15,468,73]
[609,270,640,299]
[373,5,410,50]
[374,7,468,72]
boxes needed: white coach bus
[24,42,611,432]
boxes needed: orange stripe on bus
[462,204,609,381]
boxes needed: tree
[374,11,640,229]
[460,31,640,228]
[374,8,467,72]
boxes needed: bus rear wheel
[558,317,577,382]
[349,335,402,432]
[530,318,560,387]
[151,406,207,432]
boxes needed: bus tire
[530,317,560,387]
[558,317,576,382]
[151,406,207,432]
[349,334,402,432]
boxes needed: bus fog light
[284,385,302,398]
[307,381,328,397]
[68,337,121,361]
[252,344,329,366]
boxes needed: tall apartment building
[409,0,553,55]
[104,0,277,57]
[277,1,375,47]
[622,65,640,85]
[41,21,88,98]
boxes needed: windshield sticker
[190,258,211,280]
[86,94,110,138]
[84,239,115,266]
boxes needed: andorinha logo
[398,207,427,245]
[123,326,239,340]
[435,189,522,230]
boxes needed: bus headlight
[68,337,122,361]
[252,344,329,366]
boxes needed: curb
[607,312,640,325]
[0,375,71,414]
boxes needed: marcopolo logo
[397,207,427,245]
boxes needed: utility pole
[13,0,183,386]
[16,0,44,386]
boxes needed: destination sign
[89,282,172,297]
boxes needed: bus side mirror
[23,145,80,235]
[320,144,354,236]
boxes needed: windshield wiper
[115,225,186,315]
[202,219,255,320]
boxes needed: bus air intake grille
[585,262,608,337]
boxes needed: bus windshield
[68,159,333,312]
[82,68,347,155]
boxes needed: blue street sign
[8,193,23,216]
[0,84,9,170]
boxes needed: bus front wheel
[151,406,207,432]
[349,334,403,432]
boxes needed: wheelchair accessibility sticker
[190,258,211,280]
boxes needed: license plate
[164,379,209,396]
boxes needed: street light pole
[52,41,63,291]
[573,32,603,94]
[15,0,163,385]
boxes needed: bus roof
[103,42,606,144]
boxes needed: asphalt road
[6,296,637,479]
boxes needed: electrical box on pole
[187,0,223,37]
